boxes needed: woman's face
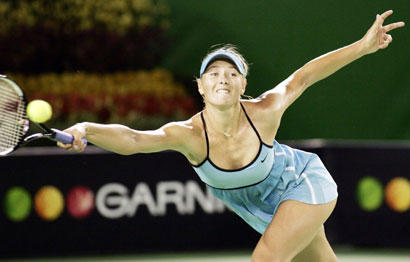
[198,60,247,108]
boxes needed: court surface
[3,248,410,262]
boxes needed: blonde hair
[201,44,250,78]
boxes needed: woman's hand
[57,123,87,152]
[361,10,405,55]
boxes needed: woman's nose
[218,75,228,84]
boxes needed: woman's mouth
[216,89,230,94]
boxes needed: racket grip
[51,128,88,147]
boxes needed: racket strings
[0,81,28,154]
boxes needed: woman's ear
[241,78,247,95]
[197,79,204,96]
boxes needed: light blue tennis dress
[192,104,338,234]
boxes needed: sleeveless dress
[191,104,338,234]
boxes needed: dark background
[1,142,410,258]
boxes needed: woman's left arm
[261,10,405,113]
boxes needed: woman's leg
[292,225,338,262]
[251,199,337,262]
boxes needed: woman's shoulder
[241,89,287,114]
[240,99,280,144]
[240,98,276,119]
[163,112,204,139]
[165,112,206,164]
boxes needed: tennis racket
[0,75,87,156]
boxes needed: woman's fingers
[57,141,71,149]
[377,10,405,32]
[380,10,393,21]
[380,34,393,49]
[384,22,405,32]
[56,131,86,152]
[370,10,405,51]
[375,10,405,31]
[72,134,86,151]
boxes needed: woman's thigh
[292,225,338,262]
[251,198,337,262]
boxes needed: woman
[59,10,404,261]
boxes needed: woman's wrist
[356,38,373,57]
[76,122,90,139]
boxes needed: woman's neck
[204,102,242,138]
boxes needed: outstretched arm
[261,10,405,112]
[57,122,188,155]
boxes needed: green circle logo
[356,176,383,211]
[4,187,32,222]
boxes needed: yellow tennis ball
[27,100,53,123]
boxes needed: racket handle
[51,128,88,147]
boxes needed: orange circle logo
[34,186,64,221]
[385,177,410,213]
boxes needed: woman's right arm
[57,121,188,155]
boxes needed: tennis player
[59,10,404,261]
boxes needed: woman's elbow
[291,68,309,89]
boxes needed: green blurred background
[161,0,409,140]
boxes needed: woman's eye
[230,73,237,77]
